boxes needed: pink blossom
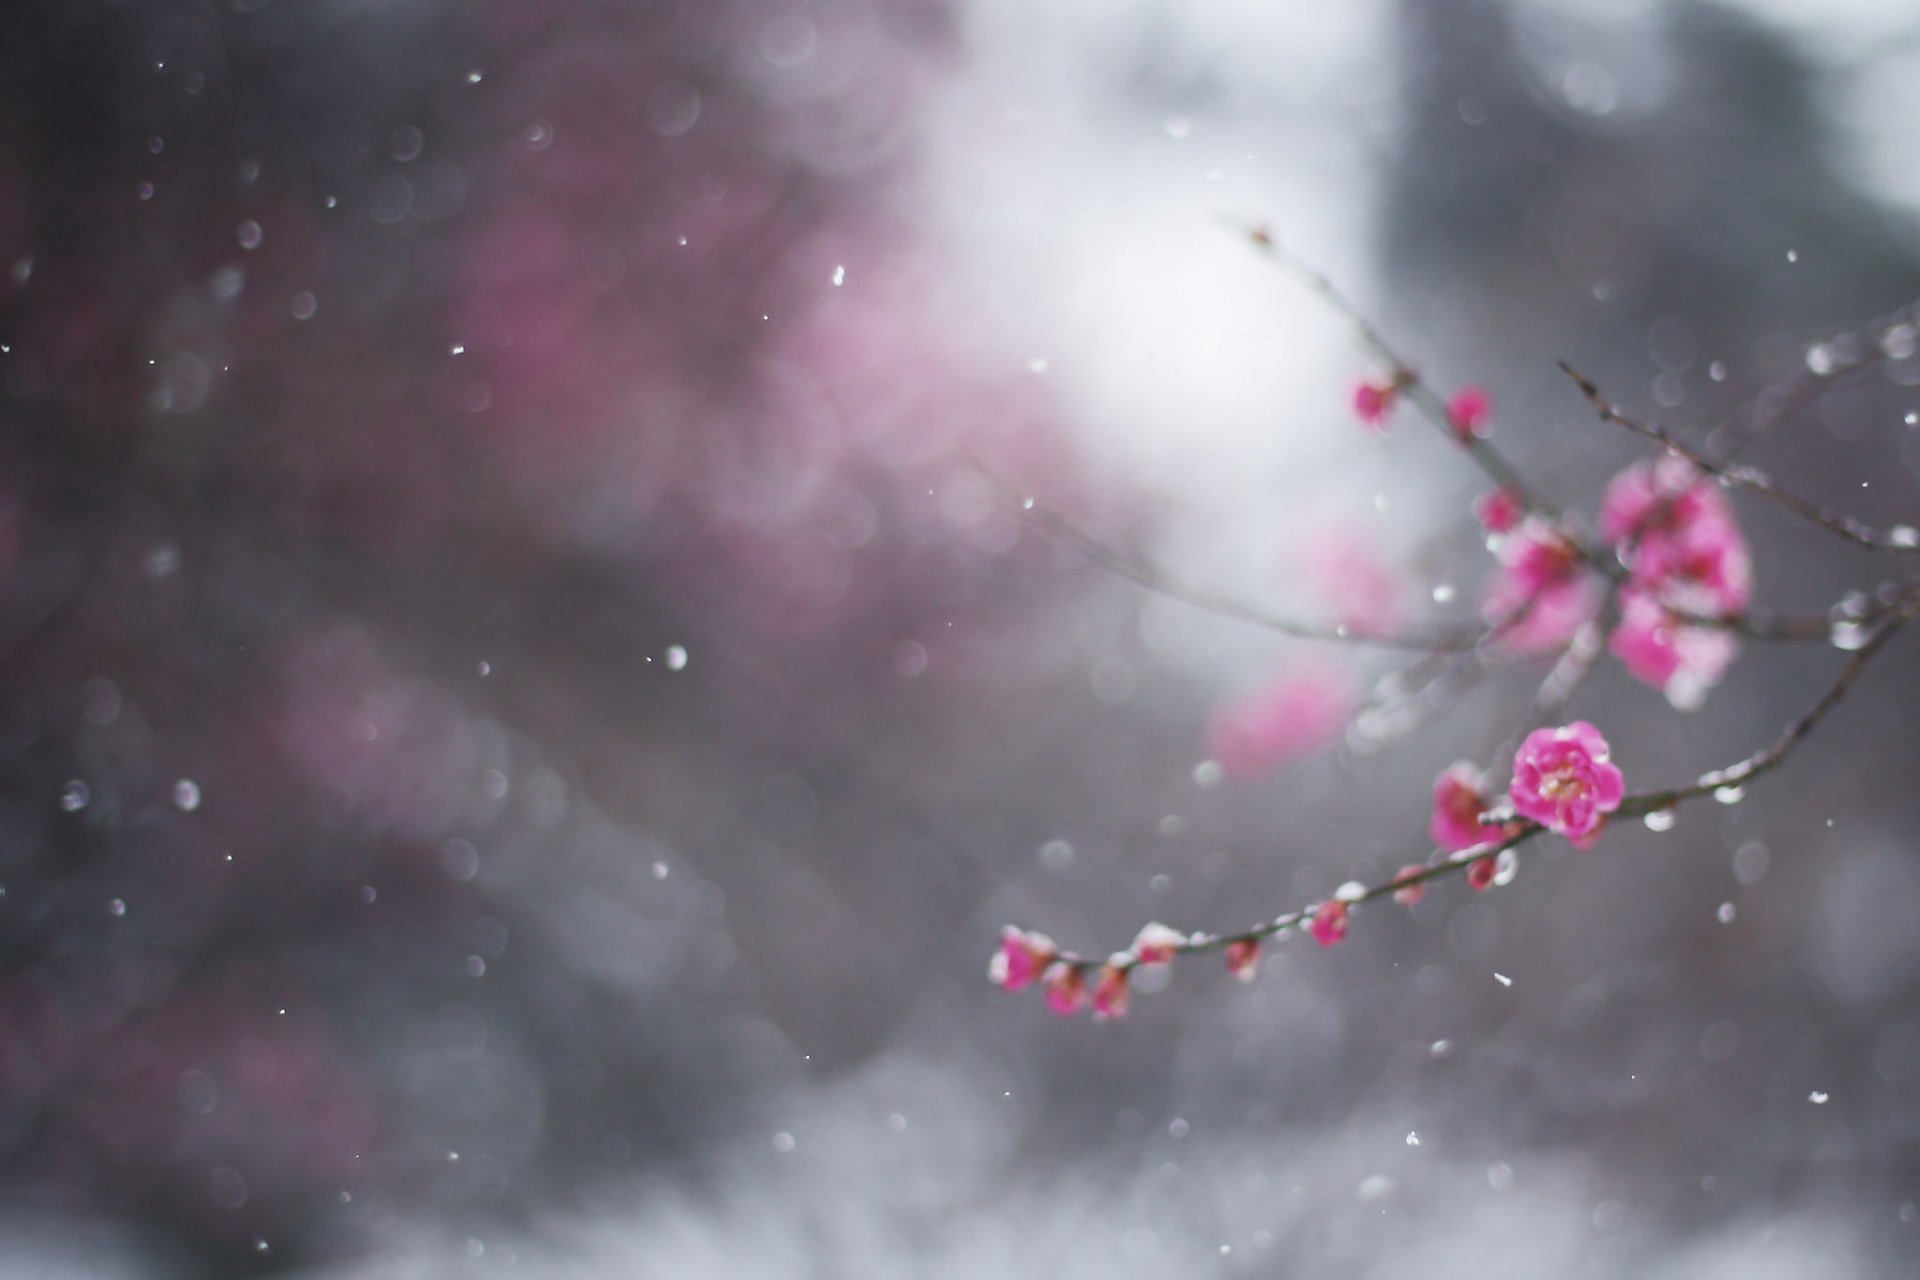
[1599,456,1715,546]
[1430,762,1495,852]
[1601,458,1752,615]
[1636,508,1752,615]
[1466,855,1497,891]
[1042,962,1087,1016]
[1353,378,1398,428]
[1130,922,1187,966]
[1479,518,1599,652]
[1446,386,1492,439]
[1509,721,1625,847]
[1609,591,1740,710]
[1308,900,1349,948]
[988,926,1055,992]
[1474,488,1523,535]
[1481,566,1601,654]
[1090,963,1130,1020]
[1207,664,1355,780]
[1225,938,1261,982]
[1497,518,1582,595]
[1392,865,1428,907]
[1302,530,1404,634]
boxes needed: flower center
[1538,764,1584,801]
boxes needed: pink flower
[1639,509,1752,615]
[1430,762,1496,852]
[1130,922,1187,966]
[1474,488,1523,535]
[1497,518,1582,595]
[1601,458,1752,616]
[1225,938,1261,982]
[1207,664,1355,780]
[1042,962,1087,1016]
[1353,378,1398,428]
[1302,529,1404,634]
[988,926,1055,992]
[1466,855,1497,891]
[1482,569,1601,654]
[1478,518,1599,652]
[1599,456,1714,546]
[1308,900,1349,948]
[1446,386,1492,439]
[1090,962,1130,1020]
[1509,721,1625,847]
[1609,590,1740,710]
[1392,865,1428,907]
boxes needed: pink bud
[1392,865,1428,907]
[1466,855,1497,891]
[1225,938,1262,982]
[1090,963,1130,1020]
[988,926,1056,993]
[1042,962,1087,1016]
[1308,900,1349,948]
[1446,386,1492,439]
[1429,762,1495,853]
[1474,488,1523,535]
[1352,379,1397,428]
[1130,922,1187,966]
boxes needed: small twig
[1711,299,1918,462]
[972,461,1484,652]
[1559,361,1920,555]
[1237,224,1561,524]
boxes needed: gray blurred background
[2,0,1919,1275]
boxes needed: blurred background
[3,0,1920,1274]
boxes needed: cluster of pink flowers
[1599,457,1751,707]
[1447,401,1751,705]
[1378,386,1748,696]
[991,922,1194,1020]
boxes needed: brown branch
[1012,584,1917,987]
[1712,300,1919,462]
[1238,224,1562,523]
[972,460,1485,652]
[1559,361,1920,556]
[1620,590,1918,814]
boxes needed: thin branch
[1620,590,1918,814]
[1237,224,1561,523]
[1710,298,1919,462]
[972,460,1484,652]
[1559,361,1920,556]
[1013,583,1918,983]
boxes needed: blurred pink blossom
[1609,590,1740,709]
[989,927,1055,993]
[1225,938,1262,981]
[1308,900,1349,948]
[1207,664,1356,779]
[1445,385,1492,438]
[1430,762,1496,852]
[1352,379,1398,428]
[1042,962,1087,1017]
[1090,963,1130,1020]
